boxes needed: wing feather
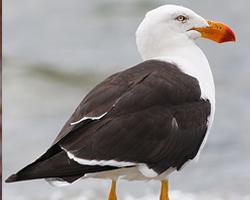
[6,60,211,183]
[58,60,211,174]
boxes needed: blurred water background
[3,0,250,199]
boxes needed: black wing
[6,60,211,183]
[60,60,211,174]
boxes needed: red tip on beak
[192,20,236,43]
[219,22,236,43]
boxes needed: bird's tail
[5,145,117,184]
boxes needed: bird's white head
[136,5,236,60]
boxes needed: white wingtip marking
[60,146,135,167]
[70,112,108,125]
[171,117,179,129]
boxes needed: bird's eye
[175,15,188,23]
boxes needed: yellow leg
[108,180,117,200]
[160,180,170,200]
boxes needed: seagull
[6,4,235,200]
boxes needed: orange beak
[192,20,236,43]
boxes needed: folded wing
[6,60,211,184]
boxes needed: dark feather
[6,60,211,183]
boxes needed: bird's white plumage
[70,112,107,125]
[61,146,136,167]
[136,5,209,60]
[46,178,71,187]
[138,164,158,178]
[171,117,179,129]
[84,167,175,181]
